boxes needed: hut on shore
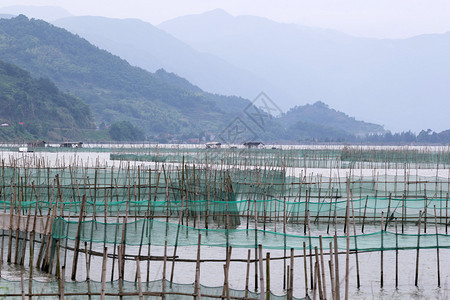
[60,142,83,148]
[243,141,264,149]
[27,140,46,147]
[205,142,221,149]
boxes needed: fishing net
[0,278,307,299]
[110,147,450,169]
[51,217,449,251]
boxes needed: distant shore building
[243,142,264,149]
[18,146,30,153]
[27,140,46,148]
[205,142,221,149]
[60,142,83,148]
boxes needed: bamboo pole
[84,242,91,300]
[446,193,448,235]
[319,236,327,299]
[334,235,340,300]
[258,244,265,300]
[289,248,294,300]
[314,247,323,300]
[350,190,360,289]
[313,261,318,300]
[223,264,230,300]
[344,180,350,300]
[266,252,270,300]
[329,242,336,300]
[71,194,87,280]
[118,246,123,300]
[395,218,398,289]
[136,258,143,300]
[434,206,440,287]
[245,249,251,299]
[380,211,384,288]
[361,196,368,233]
[60,266,65,300]
[7,179,15,263]
[169,193,186,286]
[194,234,202,300]
[415,211,422,287]
[162,240,167,300]
[303,241,308,298]
[56,240,61,292]
[100,247,108,300]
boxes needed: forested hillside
[0,60,95,141]
[0,15,246,138]
[281,102,385,136]
[0,15,395,143]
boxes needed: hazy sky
[2,0,450,38]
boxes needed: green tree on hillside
[109,121,144,141]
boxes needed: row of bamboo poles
[0,188,447,299]
[2,143,449,169]
[109,144,450,169]
[0,148,448,299]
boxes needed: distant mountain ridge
[52,15,286,101]
[0,15,272,140]
[159,9,450,132]
[0,15,388,142]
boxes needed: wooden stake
[434,206,440,287]
[194,234,202,300]
[245,249,251,299]
[258,244,265,300]
[162,241,167,300]
[380,211,384,288]
[136,258,143,300]
[71,194,87,280]
[334,235,340,300]
[319,236,327,299]
[313,261,318,300]
[118,245,123,300]
[344,180,350,300]
[289,248,294,300]
[446,193,448,235]
[329,242,336,300]
[350,190,360,289]
[84,242,91,300]
[395,218,398,289]
[60,266,65,300]
[101,247,108,300]
[266,252,270,300]
[303,241,308,298]
[314,247,323,300]
[223,264,230,300]
[361,196,368,233]
[415,211,422,287]
[21,271,25,300]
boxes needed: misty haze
[0,2,449,300]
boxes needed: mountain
[52,16,285,101]
[0,15,277,141]
[0,5,71,21]
[280,101,385,136]
[0,15,386,143]
[286,121,351,142]
[0,59,95,141]
[159,9,450,132]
